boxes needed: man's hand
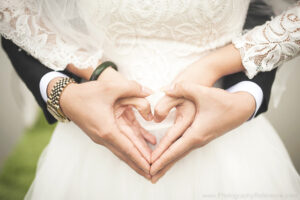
[151,96,196,163]
[150,82,256,183]
[57,68,155,179]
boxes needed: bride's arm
[196,1,300,82]
[0,0,102,71]
[233,1,300,79]
[181,1,300,84]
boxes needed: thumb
[163,82,203,103]
[119,81,153,98]
[116,97,153,121]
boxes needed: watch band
[47,77,75,122]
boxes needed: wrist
[174,62,220,87]
[97,67,122,82]
[232,91,256,119]
[208,44,243,76]
[195,44,244,81]
[59,82,77,118]
[47,77,76,122]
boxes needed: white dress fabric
[233,1,300,79]
[1,0,300,199]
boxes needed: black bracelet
[89,61,118,81]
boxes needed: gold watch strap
[47,77,75,122]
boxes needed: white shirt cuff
[39,72,68,102]
[226,81,263,120]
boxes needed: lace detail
[1,0,250,81]
[233,1,300,79]
[82,0,250,89]
[0,0,102,70]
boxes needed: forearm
[205,44,244,78]
[173,44,244,87]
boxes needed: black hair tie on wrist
[89,61,118,81]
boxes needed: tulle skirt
[25,115,300,200]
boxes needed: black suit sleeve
[222,0,277,116]
[1,37,57,124]
[1,37,80,124]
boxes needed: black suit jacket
[1,0,277,124]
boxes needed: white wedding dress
[1,0,300,199]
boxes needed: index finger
[150,133,195,176]
[109,127,151,174]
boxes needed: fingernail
[142,87,153,95]
[151,178,157,184]
[153,116,161,123]
[146,174,151,180]
[147,113,153,121]
[163,84,175,93]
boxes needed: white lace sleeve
[233,1,300,79]
[0,0,102,71]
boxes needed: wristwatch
[47,77,75,122]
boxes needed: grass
[0,113,55,200]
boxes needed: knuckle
[175,81,186,90]
[191,135,204,147]
[98,130,113,140]
[90,135,101,144]
[124,145,135,157]
[128,80,142,91]
[101,81,116,92]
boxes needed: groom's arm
[1,37,79,124]
[223,0,277,117]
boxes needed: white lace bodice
[233,1,300,79]
[1,0,250,89]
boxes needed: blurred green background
[0,114,55,200]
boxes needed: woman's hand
[57,67,155,179]
[150,82,255,183]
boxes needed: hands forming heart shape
[63,61,256,183]
[114,82,256,183]
[114,91,196,182]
